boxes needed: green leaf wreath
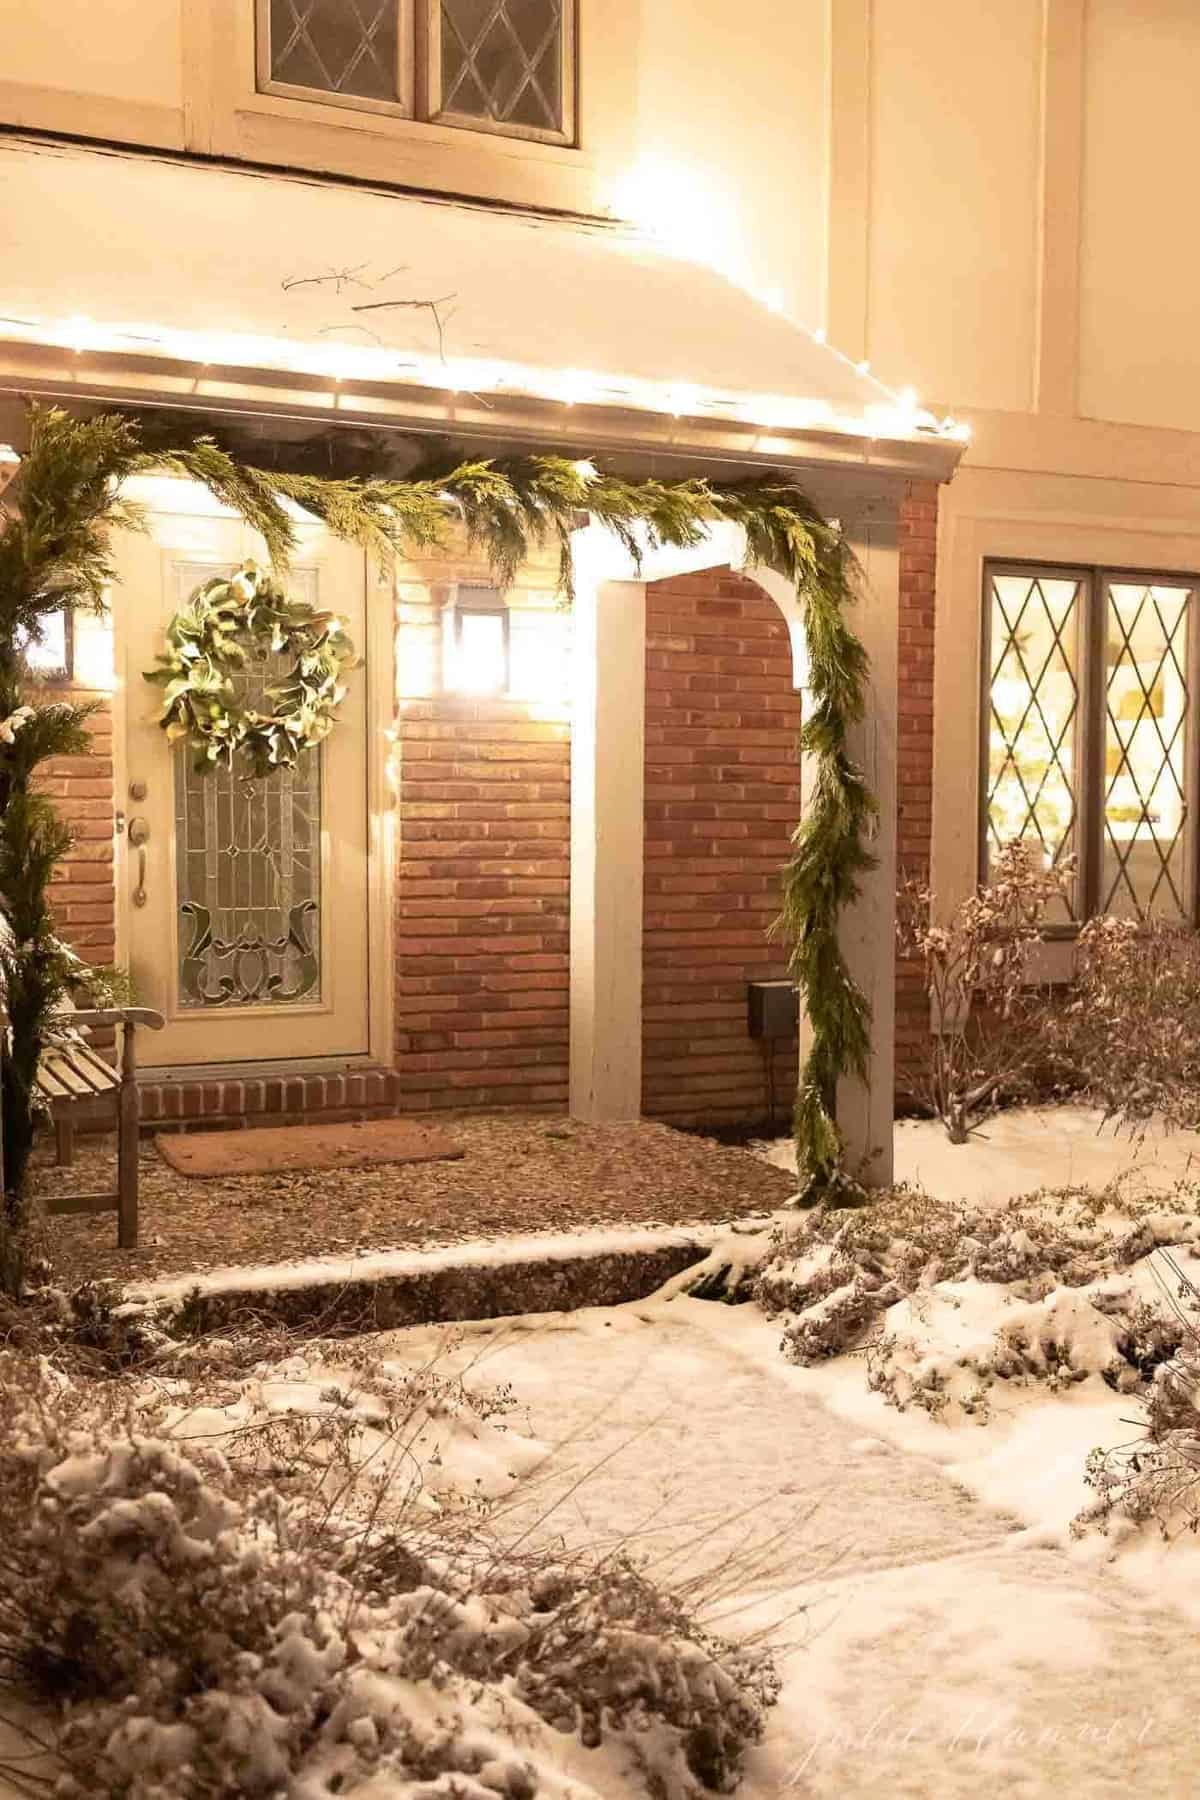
[144,562,356,776]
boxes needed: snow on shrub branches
[0,1343,777,1800]
[751,1188,1200,1422]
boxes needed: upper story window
[259,0,576,143]
[983,560,1198,927]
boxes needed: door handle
[128,817,150,908]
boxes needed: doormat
[155,1119,465,1179]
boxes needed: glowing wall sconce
[18,607,73,682]
[0,445,20,499]
[441,586,511,696]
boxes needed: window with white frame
[258,0,576,143]
[983,561,1199,926]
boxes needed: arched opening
[641,565,803,1132]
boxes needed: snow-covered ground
[372,1284,1200,1798]
[11,1106,1200,1798]
[763,1105,1200,1206]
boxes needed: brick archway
[641,567,802,1129]
[639,474,938,1131]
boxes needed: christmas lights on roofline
[0,311,970,445]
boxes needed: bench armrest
[69,1008,166,1031]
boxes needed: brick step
[138,1065,402,1135]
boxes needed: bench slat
[42,1191,116,1217]
[34,1063,71,1101]
[66,1045,120,1090]
[39,1051,96,1098]
[55,1046,117,1095]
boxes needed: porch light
[18,607,73,682]
[442,587,510,696]
[0,444,19,498]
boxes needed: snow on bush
[1048,914,1200,1131]
[1076,1251,1200,1542]
[747,1187,1200,1423]
[0,1344,777,1799]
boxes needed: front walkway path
[382,1297,1199,1798]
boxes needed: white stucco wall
[1078,0,1200,432]
[628,0,829,328]
[1,0,182,107]
[867,0,1043,413]
[2,0,1198,439]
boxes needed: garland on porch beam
[0,403,872,1286]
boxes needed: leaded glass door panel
[117,488,371,1068]
[172,564,325,1011]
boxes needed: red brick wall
[895,480,939,1089]
[394,698,570,1112]
[641,570,802,1128]
[40,687,116,972]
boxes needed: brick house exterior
[1,130,964,1174]
[641,568,801,1129]
[43,692,117,979]
[394,696,572,1116]
[43,488,939,1134]
[894,481,938,1096]
[8,0,1200,1177]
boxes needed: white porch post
[568,520,745,1122]
[833,509,898,1186]
[736,521,898,1188]
[568,570,646,1120]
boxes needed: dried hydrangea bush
[897,842,1071,1143]
[1047,914,1200,1132]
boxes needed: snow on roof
[0,136,966,447]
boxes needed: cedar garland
[0,403,874,1280]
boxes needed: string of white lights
[0,310,970,445]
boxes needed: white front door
[116,479,371,1069]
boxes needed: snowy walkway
[385,1298,1200,1799]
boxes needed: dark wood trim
[1079,566,1104,917]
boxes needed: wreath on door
[144,561,356,776]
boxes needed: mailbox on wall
[747,980,799,1040]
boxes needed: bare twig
[281,265,371,295]
[349,295,456,361]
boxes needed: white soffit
[0,137,965,450]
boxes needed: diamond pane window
[437,0,568,136]
[1101,582,1193,921]
[986,570,1081,919]
[264,0,403,105]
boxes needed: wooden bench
[34,1008,164,1249]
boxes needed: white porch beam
[568,521,746,1122]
